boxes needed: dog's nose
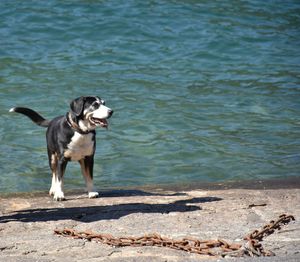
[108,110,113,117]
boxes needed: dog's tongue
[91,117,108,128]
[100,119,108,128]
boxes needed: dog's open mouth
[89,117,108,128]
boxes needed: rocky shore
[0,179,299,261]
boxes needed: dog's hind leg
[79,156,99,198]
[48,153,67,201]
[49,153,57,196]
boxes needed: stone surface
[0,183,299,261]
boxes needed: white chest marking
[64,132,94,161]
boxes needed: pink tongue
[101,119,108,126]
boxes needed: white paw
[49,188,55,196]
[88,192,99,199]
[53,192,65,201]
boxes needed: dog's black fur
[10,96,113,200]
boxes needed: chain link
[241,214,295,257]
[54,213,295,257]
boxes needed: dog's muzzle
[89,109,113,128]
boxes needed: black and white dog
[10,96,113,201]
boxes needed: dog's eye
[92,102,100,109]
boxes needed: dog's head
[69,96,113,132]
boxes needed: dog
[9,96,113,201]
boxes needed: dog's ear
[70,97,85,116]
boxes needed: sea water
[0,0,300,193]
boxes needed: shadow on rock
[69,189,188,199]
[0,197,222,223]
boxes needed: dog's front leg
[79,156,99,198]
[53,158,68,201]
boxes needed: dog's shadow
[0,190,222,223]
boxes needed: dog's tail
[9,107,50,127]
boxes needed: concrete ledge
[0,181,299,261]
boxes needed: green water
[0,1,300,193]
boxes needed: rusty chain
[241,214,295,257]
[54,213,295,257]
